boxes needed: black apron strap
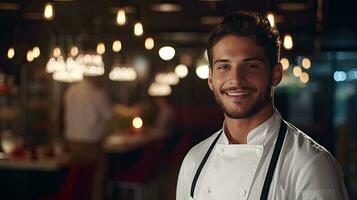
[190,130,223,198]
[260,121,287,200]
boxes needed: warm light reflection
[175,64,188,78]
[283,34,293,50]
[53,47,61,58]
[27,50,34,62]
[302,57,311,69]
[280,58,289,71]
[203,50,208,61]
[134,22,144,36]
[32,46,40,58]
[155,72,179,85]
[148,82,172,96]
[109,66,137,81]
[77,54,105,76]
[7,48,15,59]
[300,72,309,83]
[267,12,275,27]
[159,46,175,61]
[145,37,154,50]
[112,40,122,52]
[96,42,105,55]
[70,46,79,57]
[132,117,143,129]
[116,9,126,26]
[196,64,209,79]
[43,3,54,20]
[293,65,302,77]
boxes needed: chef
[176,11,349,200]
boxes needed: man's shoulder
[283,121,334,168]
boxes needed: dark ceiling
[0,0,357,73]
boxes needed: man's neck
[224,103,275,144]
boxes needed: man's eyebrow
[242,57,267,63]
[213,57,268,65]
[213,59,230,65]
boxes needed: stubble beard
[212,84,273,119]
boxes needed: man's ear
[208,68,213,91]
[271,62,283,87]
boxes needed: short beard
[212,84,272,119]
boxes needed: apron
[190,120,287,200]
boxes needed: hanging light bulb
[302,57,311,69]
[7,48,15,59]
[283,34,293,50]
[293,65,302,77]
[43,2,54,20]
[112,40,122,52]
[280,57,289,71]
[148,82,172,96]
[116,8,126,26]
[145,37,154,50]
[70,46,79,57]
[196,64,209,79]
[27,50,34,62]
[159,46,175,61]
[267,12,275,27]
[96,42,105,55]
[132,117,143,129]
[53,47,61,58]
[134,22,144,36]
[175,64,188,78]
[32,46,40,58]
[300,72,310,83]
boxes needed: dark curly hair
[207,11,281,70]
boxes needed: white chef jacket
[176,111,349,200]
[64,80,112,143]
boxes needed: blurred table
[103,133,158,153]
[0,152,71,171]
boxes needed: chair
[107,142,164,200]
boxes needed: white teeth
[226,91,249,96]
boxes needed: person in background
[64,76,112,200]
[176,11,349,199]
[151,96,175,139]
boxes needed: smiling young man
[176,11,349,200]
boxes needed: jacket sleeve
[176,152,193,200]
[295,152,349,200]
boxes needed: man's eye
[246,64,258,69]
[217,64,229,69]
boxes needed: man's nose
[227,67,245,83]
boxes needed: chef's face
[208,35,282,119]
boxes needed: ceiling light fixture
[145,37,154,50]
[302,57,311,69]
[116,8,126,26]
[43,2,54,20]
[280,58,289,71]
[175,64,188,78]
[159,46,175,61]
[96,42,106,55]
[150,3,182,12]
[134,22,144,36]
[112,40,122,52]
[7,48,15,59]
[283,34,293,50]
[32,47,40,58]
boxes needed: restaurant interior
[0,0,357,199]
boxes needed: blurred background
[0,0,356,199]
